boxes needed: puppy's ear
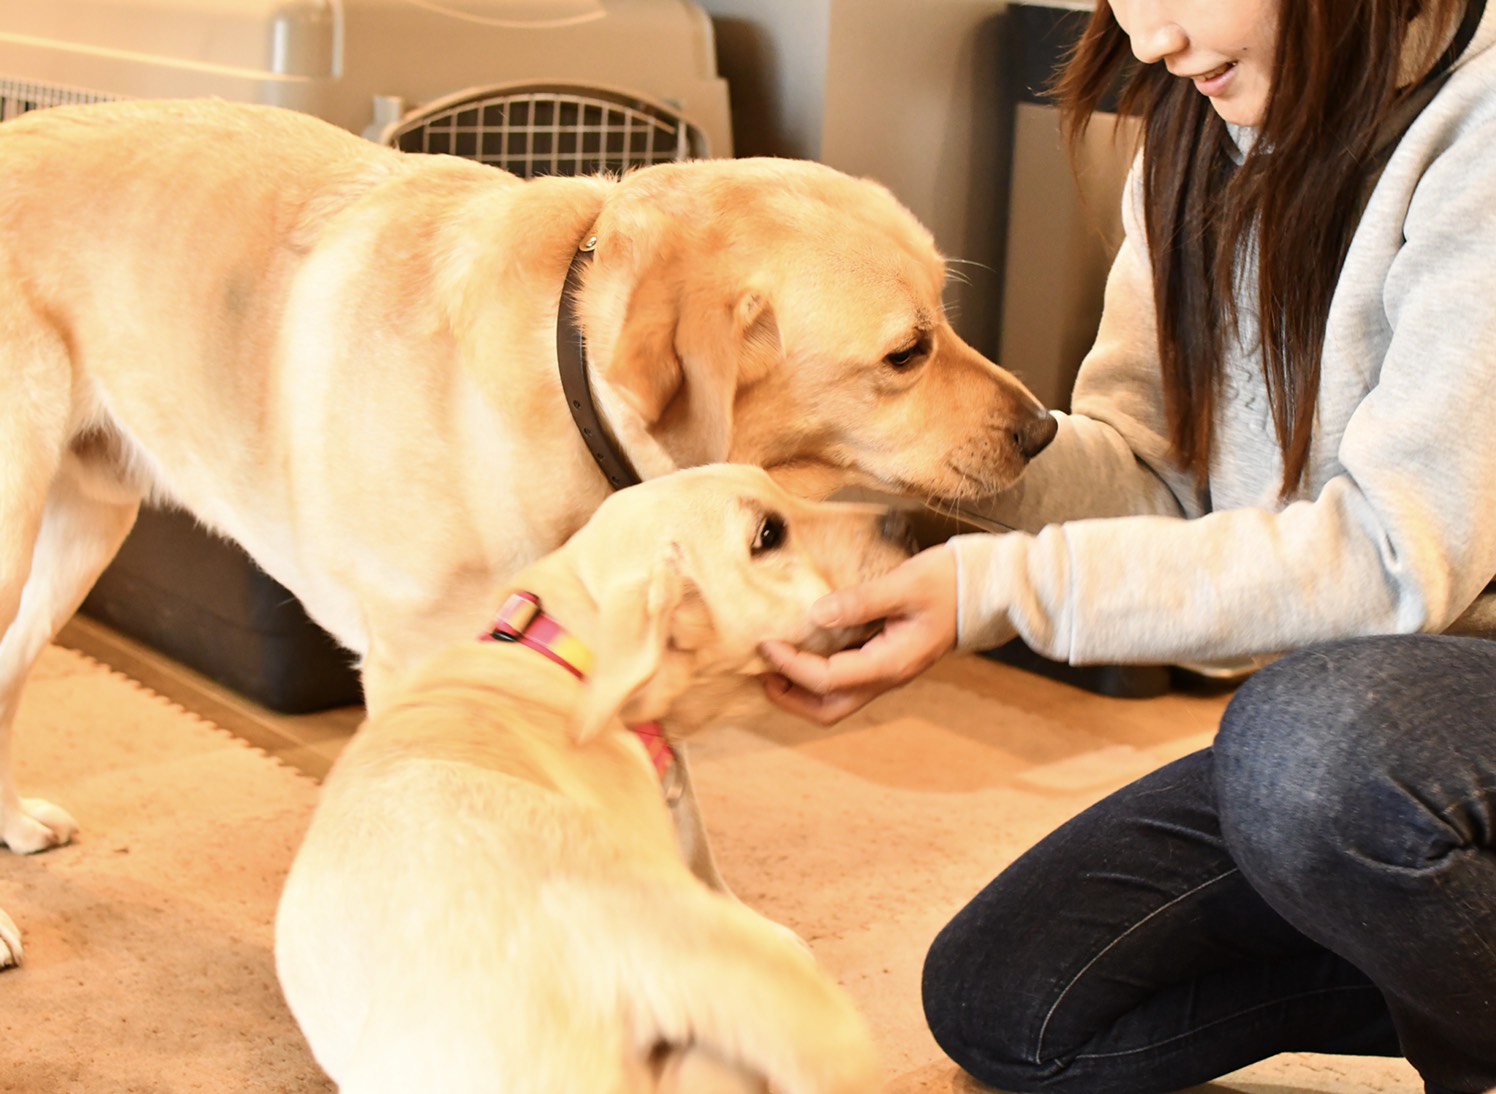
[573,550,695,744]
[601,272,683,426]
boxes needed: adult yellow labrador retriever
[276,464,909,1093]
[0,99,1054,965]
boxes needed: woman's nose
[1116,0,1189,64]
[1130,21,1188,64]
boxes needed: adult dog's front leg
[0,611,79,861]
[0,574,80,971]
[0,469,138,968]
[667,745,734,894]
[0,907,20,968]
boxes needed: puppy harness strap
[482,591,679,798]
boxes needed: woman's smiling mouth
[1188,61,1239,94]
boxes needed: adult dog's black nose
[878,508,919,556]
[1014,411,1058,460]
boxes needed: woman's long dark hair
[1056,0,1462,497]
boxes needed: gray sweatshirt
[950,3,1496,666]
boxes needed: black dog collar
[556,235,643,490]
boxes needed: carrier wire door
[378,82,710,178]
[0,78,111,120]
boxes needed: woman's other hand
[760,544,960,725]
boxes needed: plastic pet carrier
[0,0,731,712]
[0,1,731,153]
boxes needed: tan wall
[697,0,1012,360]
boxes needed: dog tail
[562,878,881,1094]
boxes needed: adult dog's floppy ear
[735,288,779,359]
[572,548,692,744]
[600,269,683,426]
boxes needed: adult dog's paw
[0,907,22,969]
[2,796,79,855]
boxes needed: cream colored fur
[0,98,1052,966]
[276,465,909,1093]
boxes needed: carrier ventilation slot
[0,78,114,121]
[382,84,707,179]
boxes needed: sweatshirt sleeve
[952,105,1496,664]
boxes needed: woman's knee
[922,751,1225,1093]
[1215,634,1496,898]
[922,904,1051,1090]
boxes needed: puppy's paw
[3,796,79,855]
[0,907,21,970]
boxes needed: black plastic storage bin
[80,507,363,714]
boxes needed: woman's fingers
[759,545,961,726]
[760,639,891,696]
[761,671,883,725]
[810,546,950,629]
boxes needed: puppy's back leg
[0,465,138,968]
[654,1045,768,1093]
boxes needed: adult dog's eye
[752,513,787,555]
[884,339,926,369]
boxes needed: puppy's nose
[1014,411,1058,460]
[878,508,919,556]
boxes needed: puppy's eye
[752,513,787,555]
[884,339,926,370]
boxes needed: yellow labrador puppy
[275,465,909,1093]
[0,99,1054,965]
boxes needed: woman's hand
[759,544,959,725]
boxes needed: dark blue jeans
[923,634,1496,1094]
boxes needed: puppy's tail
[559,879,881,1094]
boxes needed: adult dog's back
[0,101,612,685]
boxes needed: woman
[760,0,1496,1091]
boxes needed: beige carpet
[2,643,1421,1092]
[2,645,329,1093]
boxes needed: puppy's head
[565,464,915,741]
[583,158,1056,501]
